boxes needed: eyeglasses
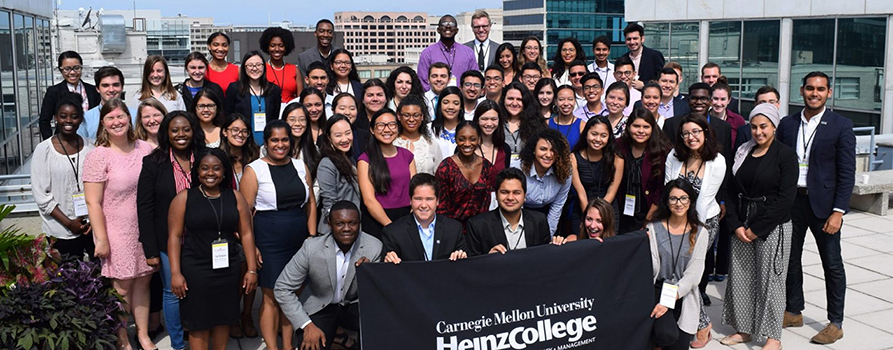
[196,104,217,111]
[521,74,540,81]
[523,46,539,51]
[668,196,691,205]
[462,82,482,89]
[244,63,265,70]
[689,96,711,102]
[583,84,601,92]
[286,117,307,125]
[333,60,352,66]
[561,48,576,53]
[681,128,703,139]
[615,70,634,77]
[59,66,83,73]
[228,127,250,136]
[401,113,424,120]
[485,76,503,82]
[472,24,491,31]
[374,121,399,131]
[569,72,586,77]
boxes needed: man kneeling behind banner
[357,231,655,350]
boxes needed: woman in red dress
[206,32,239,95]
[435,120,495,231]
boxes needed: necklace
[459,155,477,170]
[199,184,221,199]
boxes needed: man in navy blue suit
[777,71,855,345]
[621,23,665,90]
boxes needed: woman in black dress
[169,148,258,350]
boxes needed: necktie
[478,42,485,71]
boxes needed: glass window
[790,18,835,109]
[644,22,670,57]
[505,15,542,26]
[0,11,12,148]
[740,20,780,116]
[669,22,699,88]
[833,17,885,112]
[708,21,742,90]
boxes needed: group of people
[31,12,855,350]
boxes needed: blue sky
[60,1,503,26]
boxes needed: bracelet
[247,270,258,275]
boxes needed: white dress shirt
[499,210,527,250]
[332,243,356,304]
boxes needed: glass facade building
[503,0,627,65]
[0,8,53,175]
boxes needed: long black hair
[299,87,328,132]
[494,42,519,76]
[219,113,260,169]
[281,102,321,178]
[573,116,619,186]
[319,114,357,185]
[550,37,586,79]
[396,94,432,142]
[620,107,670,180]
[237,51,272,96]
[191,147,235,190]
[365,108,400,194]
[326,48,361,94]
[473,100,506,148]
[649,178,703,253]
[191,88,224,126]
[148,110,206,164]
[500,82,543,143]
[431,86,464,137]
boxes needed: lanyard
[664,218,688,279]
[507,127,520,153]
[250,86,264,112]
[551,115,574,140]
[439,42,457,70]
[800,119,819,163]
[509,226,525,250]
[201,185,225,239]
[583,149,604,198]
[56,135,82,192]
[683,157,705,184]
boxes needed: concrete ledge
[851,170,893,215]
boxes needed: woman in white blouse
[664,114,726,345]
[129,55,186,113]
[31,93,95,260]
[394,95,442,175]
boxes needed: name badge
[798,162,809,185]
[509,153,521,169]
[72,192,88,217]
[660,283,679,309]
[253,113,267,132]
[623,194,636,217]
[212,239,229,269]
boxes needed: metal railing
[0,174,36,213]
[854,126,883,172]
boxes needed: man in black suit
[621,23,665,90]
[777,71,854,345]
[382,174,467,263]
[735,86,781,149]
[701,62,739,115]
[39,51,101,139]
[466,168,552,256]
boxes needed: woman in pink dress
[84,98,157,350]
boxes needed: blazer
[274,232,382,329]
[224,82,282,124]
[634,95,690,119]
[735,122,751,150]
[725,141,798,239]
[316,157,362,234]
[382,214,466,261]
[297,46,340,76]
[39,80,101,139]
[776,109,856,218]
[176,79,225,112]
[137,155,181,258]
[465,209,551,256]
[665,149,727,222]
[648,222,708,334]
[622,45,666,85]
[464,39,500,70]
[617,138,666,209]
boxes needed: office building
[626,0,893,132]
[503,0,627,63]
[334,11,436,64]
[226,25,343,64]
[0,0,54,174]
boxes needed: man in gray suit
[275,200,382,350]
[464,10,500,71]
[297,19,337,76]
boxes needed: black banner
[357,231,654,350]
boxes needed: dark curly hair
[386,66,426,106]
[259,27,296,56]
[550,37,586,79]
[500,82,544,144]
[520,128,571,183]
[673,114,720,162]
[396,94,432,142]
